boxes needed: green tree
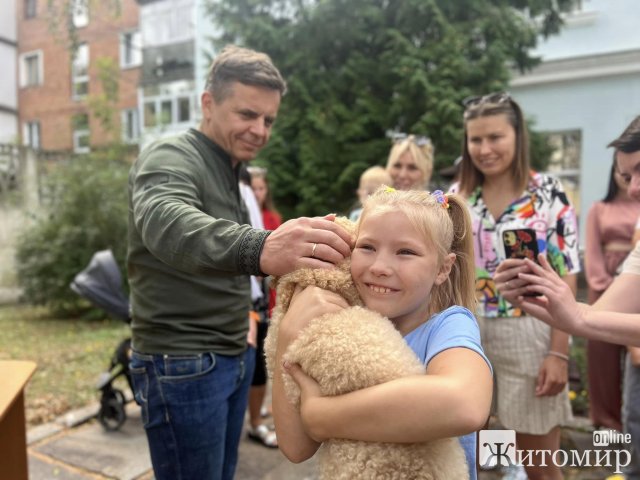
[16,150,131,316]
[205,0,575,217]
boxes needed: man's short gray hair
[205,45,287,103]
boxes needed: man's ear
[435,253,456,286]
[201,91,214,119]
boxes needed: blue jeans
[624,354,640,479]
[130,348,255,480]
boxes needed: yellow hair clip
[384,186,396,193]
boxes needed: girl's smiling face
[350,210,453,335]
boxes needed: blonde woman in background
[386,134,434,191]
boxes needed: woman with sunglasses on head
[450,92,580,480]
[386,134,434,191]
[584,161,640,435]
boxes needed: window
[544,130,582,215]
[72,44,89,99]
[121,109,140,143]
[143,96,193,128]
[71,0,89,28]
[144,102,157,128]
[120,31,142,69]
[25,0,37,18]
[72,114,90,153]
[22,121,41,149]
[141,0,195,47]
[20,51,43,87]
[141,81,196,132]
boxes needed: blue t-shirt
[404,305,492,480]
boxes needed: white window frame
[71,0,89,28]
[120,30,142,69]
[71,43,89,99]
[141,0,195,47]
[121,109,140,143]
[72,114,90,154]
[142,94,195,129]
[19,50,43,87]
[544,129,582,216]
[22,121,41,149]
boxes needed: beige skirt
[478,315,573,435]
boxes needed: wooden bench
[0,360,37,480]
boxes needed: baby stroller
[70,249,132,431]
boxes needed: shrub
[16,149,131,316]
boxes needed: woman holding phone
[450,92,580,479]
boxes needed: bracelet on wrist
[547,350,570,362]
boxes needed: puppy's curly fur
[264,218,469,480]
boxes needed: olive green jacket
[127,128,269,354]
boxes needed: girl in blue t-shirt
[272,187,493,479]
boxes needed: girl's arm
[287,347,492,444]
[272,285,349,462]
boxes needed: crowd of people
[126,44,640,480]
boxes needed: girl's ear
[435,253,456,286]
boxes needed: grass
[0,304,130,426]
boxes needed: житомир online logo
[479,429,632,474]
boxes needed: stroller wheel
[98,394,127,431]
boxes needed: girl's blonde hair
[358,187,476,315]
[385,136,434,189]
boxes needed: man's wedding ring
[311,243,318,258]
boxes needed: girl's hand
[535,355,568,397]
[279,285,349,342]
[515,255,586,333]
[283,361,326,442]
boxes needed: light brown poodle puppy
[264,219,469,480]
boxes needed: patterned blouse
[450,172,581,318]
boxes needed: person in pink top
[585,162,640,433]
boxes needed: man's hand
[260,214,353,276]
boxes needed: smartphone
[502,228,541,296]
[502,228,539,262]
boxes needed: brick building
[17,0,141,152]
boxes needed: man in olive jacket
[128,45,351,480]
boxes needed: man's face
[615,150,640,201]
[201,82,281,165]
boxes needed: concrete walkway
[26,402,317,480]
[25,402,621,480]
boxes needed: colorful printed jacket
[451,172,581,318]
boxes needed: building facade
[510,0,640,239]
[17,0,142,152]
[1,0,19,144]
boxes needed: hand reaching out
[496,254,586,335]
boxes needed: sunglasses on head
[386,130,432,147]
[462,91,512,109]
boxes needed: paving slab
[33,406,151,480]
[29,455,96,480]
[236,433,317,480]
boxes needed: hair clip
[431,190,449,209]
[384,186,396,193]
